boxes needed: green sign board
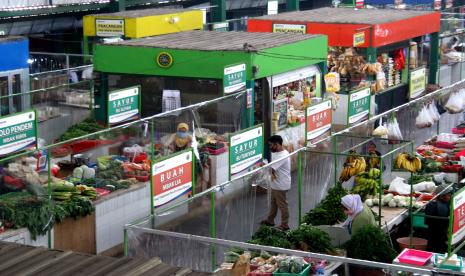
[108,86,141,126]
[212,22,229,32]
[224,63,246,95]
[229,125,264,180]
[449,187,465,249]
[348,87,370,125]
[409,67,426,99]
[0,111,37,156]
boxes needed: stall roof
[248,7,441,48]
[88,8,187,18]
[253,7,434,25]
[0,36,27,43]
[0,241,208,275]
[109,30,322,51]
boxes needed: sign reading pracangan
[272,24,306,34]
[0,111,37,156]
[108,86,141,126]
[348,87,370,125]
[224,64,246,94]
[451,187,465,245]
[409,67,426,99]
[229,125,263,179]
[306,100,332,141]
[152,150,193,208]
[96,19,125,37]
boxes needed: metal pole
[298,150,302,225]
[210,0,226,22]
[286,0,299,11]
[429,32,440,85]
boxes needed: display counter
[0,228,48,247]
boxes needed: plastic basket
[272,264,311,276]
[433,254,463,271]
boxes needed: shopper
[260,135,291,231]
[425,184,452,253]
[341,194,376,235]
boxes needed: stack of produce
[58,118,104,142]
[49,178,97,201]
[395,152,422,173]
[97,157,123,180]
[303,183,347,226]
[365,193,425,209]
[339,150,367,182]
[353,168,381,200]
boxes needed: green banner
[409,67,426,99]
[224,63,246,95]
[108,86,141,126]
[229,125,263,179]
[348,87,370,125]
[0,111,37,156]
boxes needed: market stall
[94,30,327,176]
[248,7,441,126]
[82,8,204,55]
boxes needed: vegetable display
[344,224,397,263]
[248,225,292,249]
[288,224,335,254]
[303,183,347,226]
[58,118,104,142]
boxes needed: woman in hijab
[341,194,376,235]
[169,123,192,152]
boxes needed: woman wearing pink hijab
[341,194,376,235]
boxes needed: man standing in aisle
[261,135,291,231]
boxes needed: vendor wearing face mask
[169,123,192,152]
[341,194,376,235]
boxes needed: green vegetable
[248,225,292,249]
[344,225,397,263]
[58,118,104,142]
[288,224,335,254]
[73,167,84,179]
[303,183,347,226]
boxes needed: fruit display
[368,152,381,169]
[339,150,367,182]
[395,152,422,173]
[352,168,381,200]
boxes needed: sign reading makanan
[108,86,140,126]
[0,111,37,156]
[96,19,125,37]
[229,125,263,178]
[152,150,193,208]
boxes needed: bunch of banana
[76,185,98,200]
[395,153,422,173]
[352,168,381,200]
[368,153,381,169]
[339,151,367,182]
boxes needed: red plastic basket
[398,249,433,266]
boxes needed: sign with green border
[305,100,332,142]
[449,187,465,248]
[348,87,370,125]
[409,67,426,99]
[107,86,141,126]
[272,23,306,34]
[229,125,264,180]
[151,149,195,209]
[224,63,246,95]
[0,110,37,156]
[212,22,229,31]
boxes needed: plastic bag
[372,118,388,136]
[415,105,434,128]
[388,116,403,144]
[388,177,411,195]
[445,89,465,114]
[430,101,441,122]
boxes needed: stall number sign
[108,86,140,126]
[229,126,263,178]
[306,101,332,141]
[212,22,229,31]
[272,24,306,34]
[224,64,246,94]
[409,67,426,99]
[451,188,465,244]
[96,19,124,37]
[348,88,370,125]
[152,150,193,208]
[0,111,36,156]
[353,32,365,47]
